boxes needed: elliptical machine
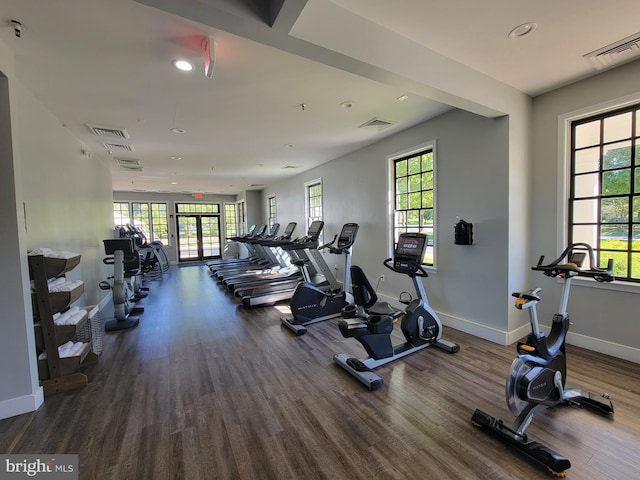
[281,223,359,335]
[99,238,144,331]
[472,243,614,477]
[334,232,459,390]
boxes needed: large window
[237,201,246,235]
[305,179,323,232]
[112,201,169,245]
[569,103,640,282]
[392,144,436,266]
[224,203,237,239]
[268,195,277,228]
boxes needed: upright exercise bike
[280,223,359,335]
[334,232,459,390]
[99,238,144,331]
[472,243,614,477]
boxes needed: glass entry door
[176,214,221,262]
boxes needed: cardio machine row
[209,221,345,308]
[213,221,616,477]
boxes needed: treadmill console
[337,223,359,249]
[306,220,325,240]
[392,233,427,274]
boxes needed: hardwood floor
[2,264,639,479]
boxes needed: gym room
[1,1,639,479]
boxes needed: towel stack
[47,277,83,293]
[53,306,85,326]
[29,248,79,259]
[38,341,85,359]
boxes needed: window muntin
[392,147,435,266]
[268,195,277,228]
[175,203,219,214]
[224,203,237,238]
[570,103,640,282]
[150,203,169,244]
[305,179,323,231]
[113,202,130,226]
[113,202,169,244]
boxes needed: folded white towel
[29,248,54,256]
[52,307,85,325]
[29,248,79,259]
[57,341,85,358]
[48,279,83,293]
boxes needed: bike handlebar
[532,243,614,282]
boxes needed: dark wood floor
[2,265,639,479]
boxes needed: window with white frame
[305,179,323,233]
[224,203,237,239]
[112,201,169,244]
[391,143,436,266]
[237,201,246,235]
[569,102,640,282]
[268,195,277,229]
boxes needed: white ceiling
[1,0,638,195]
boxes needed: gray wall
[531,59,640,362]
[263,108,514,339]
[0,40,114,419]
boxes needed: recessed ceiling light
[340,101,354,109]
[172,59,194,72]
[170,156,182,160]
[171,181,177,185]
[397,94,409,102]
[170,128,186,134]
[508,22,537,39]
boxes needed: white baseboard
[0,387,44,420]
[378,293,639,364]
[440,311,639,363]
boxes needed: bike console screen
[393,233,427,273]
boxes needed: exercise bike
[472,243,614,477]
[281,223,359,335]
[99,238,144,331]
[334,232,459,390]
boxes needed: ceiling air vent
[114,158,140,166]
[584,32,640,70]
[87,124,130,139]
[358,117,395,131]
[120,165,143,172]
[103,142,135,152]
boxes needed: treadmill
[238,221,326,307]
[223,223,298,290]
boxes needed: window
[305,179,323,231]
[391,144,436,266]
[569,103,640,282]
[175,203,219,214]
[237,201,246,235]
[224,203,237,238]
[268,195,277,228]
[113,202,130,226]
[150,203,169,245]
[132,202,150,236]
[112,201,169,245]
